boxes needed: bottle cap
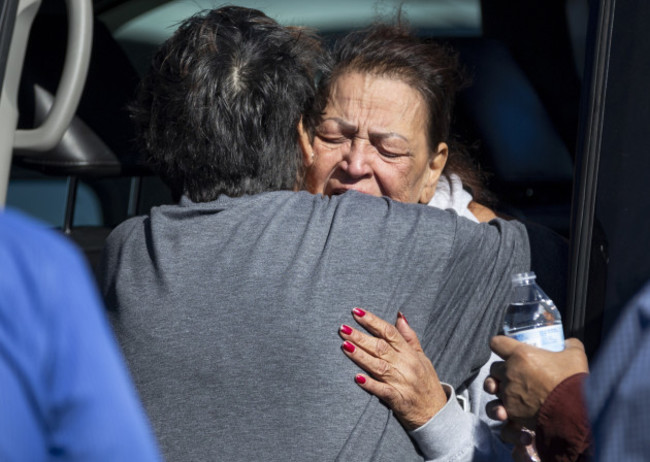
[511,271,537,285]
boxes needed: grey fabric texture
[410,384,513,461]
[408,355,514,461]
[99,190,529,461]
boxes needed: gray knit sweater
[99,190,529,461]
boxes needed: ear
[298,118,314,167]
[418,142,448,204]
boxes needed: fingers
[339,333,395,381]
[488,359,507,382]
[564,338,590,373]
[485,399,508,421]
[564,337,586,352]
[338,309,424,389]
[500,421,529,445]
[352,373,400,405]
[395,312,424,352]
[338,308,447,430]
[339,319,398,381]
[489,335,524,359]
[507,426,541,462]
[350,307,408,352]
[341,308,411,365]
[484,375,499,394]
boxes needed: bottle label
[506,324,565,352]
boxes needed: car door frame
[568,0,650,357]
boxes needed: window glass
[103,0,481,75]
[7,179,102,227]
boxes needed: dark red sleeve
[535,372,592,462]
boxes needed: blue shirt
[585,280,650,461]
[0,209,161,461]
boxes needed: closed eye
[378,149,410,159]
[369,133,410,159]
[317,134,349,144]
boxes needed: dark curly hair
[131,6,325,202]
[305,24,492,205]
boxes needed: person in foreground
[99,6,530,461]
[301,25,496,223]
[487,280,650,461]
[369,279,650,461]
[301,23,528,459]
[0,209,160,461]
[485,337,590,462]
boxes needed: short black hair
[131,6,324,202]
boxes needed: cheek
[406,158,433,200]
[376,164,423,203]
[308,142,343,191]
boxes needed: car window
[101,0,482,75]
[8,0,587,293]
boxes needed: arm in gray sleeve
[409,383,513,462]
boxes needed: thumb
[564,337,586,352]
[396,312,424,352]
[489,335,523,359]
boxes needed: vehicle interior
[2,0,649,359]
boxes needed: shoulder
[335,190,453,223]
[104,214,149,254]
[0,209,87,282]
[0,209,101,356]
[1,209,77,254]
[467,201,498,222]
[108,214,147,239]
[99,215,150,284]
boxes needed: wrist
[409,383,475,460]
[401,383,448,430]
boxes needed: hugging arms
[99,7,530,460]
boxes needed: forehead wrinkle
[327,72,427,143]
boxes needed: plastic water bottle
[503,272,565,352]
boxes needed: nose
[342,139,372,178]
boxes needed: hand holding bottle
[484,336,589,429]
[496,272,568,461]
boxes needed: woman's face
[302,72,447,204]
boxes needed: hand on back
[339,308,447,430]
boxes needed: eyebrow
[370,131,409,143]
[320,117,409,142]
[319,117,357,133]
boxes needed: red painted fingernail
[355,374,366,384]
[352,307,366,317]
[342,341,355,353]
[398,312,409,325]
[340,324,353,335]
